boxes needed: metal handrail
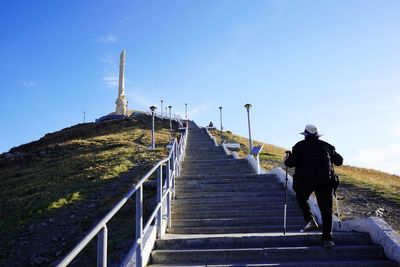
[57,122,188,267]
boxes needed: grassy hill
[210,129,400,231]
[0,114,180,266]
[1,120,399,265]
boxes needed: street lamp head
[219,106,223,110]
[244,103,252,110]
[168,106,172,109]
[150,106,157,112]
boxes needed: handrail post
[156,165,163,238]
[174,142,178,192]
[171,148,175,173]
[136,186,143,267]
[97,225,108,267]
[175,143,180,177]
[166,161,172,228]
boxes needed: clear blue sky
[1,0,400,174]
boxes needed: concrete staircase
[148,122,397,266]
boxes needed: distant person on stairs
[284,124,343,249]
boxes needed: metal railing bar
[58,124,188,267]
[58,165,163,266]
[57,159,170,266]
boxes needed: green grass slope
[0,114,179,266]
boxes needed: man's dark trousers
[296,182,333,241]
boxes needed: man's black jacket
[284,135,343,189]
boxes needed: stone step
[185,144,222,148]
[175,178,278,185]
[171,216,305,227]
[184,148,223,152]
[177,174,275,180]
[184,152,225,156]
[175,184,282,191]
[183,154,227,158]
[175,177,280,184]
[167,225,305,234]
[183,149,224,152]
[151,245,385,264]
[183,159,234,163]
[175,183,283,191]
[186,138,216,141]
[185,152,223,155]
[182,160,249,167]
[181,171,253,175]
[181,166,251,172]
[175,181,279,187]
[175,183,284,194]
[186,139,216,142]
[172,202,299,212]
[187,146,220,149]
[174,190,289,199]
[183,156,230,160]
[171,209,303,219]
[172,195,297,203]
[155,232,372,250]
[184,157,232,161]
[149,259,398,267]
[186,147,221,150]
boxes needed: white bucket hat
[300,124,322,137]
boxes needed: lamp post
[160,100,163,118]
[150,106,157,149]
[185,103,188,119]
[168,106,172,131]
[219,106,223,132]
[244,103,253,153]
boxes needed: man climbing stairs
[147,121,397,266]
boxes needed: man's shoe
[323,240,335,249]
[300,220,318,232]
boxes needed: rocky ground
[338,182,400,231]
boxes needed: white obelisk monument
[115,49,127,115]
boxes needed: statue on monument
[115,49,127,115]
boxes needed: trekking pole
[283,151,290,235]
